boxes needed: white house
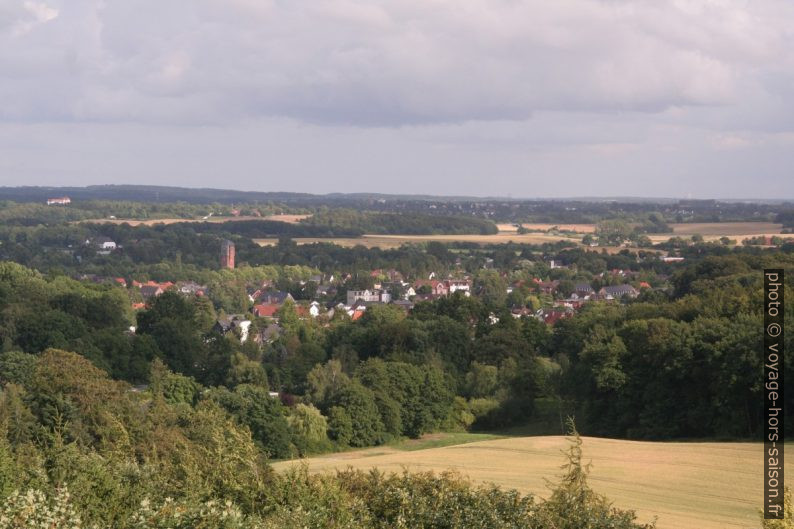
[91,236,117,251]
[446,279,471,295]
[346,289,391,305]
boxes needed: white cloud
[711,134,752,150]
[0,0,57,36]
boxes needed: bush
[468,397,501,423]
[0,488,82,529]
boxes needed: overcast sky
[1,0,793,198]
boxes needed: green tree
[475,270,507,307]
[326,406,353,446]
[305,360,350,408]
[329,382,384,447]
[208,384,292,458]
[464,362,499,398]
[287,403,330,455]
[539,419,656,529]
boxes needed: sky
[1,0,793,199]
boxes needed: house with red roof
[253,304,280,319]
[413,280,449,297]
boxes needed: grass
[388,431,505,451]
[274,434,788,529]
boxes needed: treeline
[2,185,790,224]
[775,209,794,228]
[303,208,499,235]
[0,185,315,205]
[0,199,304,226]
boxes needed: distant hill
[0,185,315,204]
[2,184,791,205]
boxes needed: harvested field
[669,222,782,236]
[260,214,312,223]
[274,435,787,529]
[646,222,785,244]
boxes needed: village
[74,238,663,348]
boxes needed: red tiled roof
[253,304,280,318]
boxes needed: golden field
[670,222,782,236]
[274,435,787,529]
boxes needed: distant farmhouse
[92,236,117,251]
[46,197,71,205]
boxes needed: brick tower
[220,239,235,269]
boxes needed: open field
[648,222,785,244]
[670,222,782,236]
[83,214,312,226]
[274,434,787,529]
[255,221,784,249]
[504,221,782,237]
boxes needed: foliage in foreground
[0,351,654,528]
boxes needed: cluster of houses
[125,280,207,309]
[504,265,656,324]
[80,256,660,344]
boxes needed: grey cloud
[2,0,794,198]
[2,0,793,126]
